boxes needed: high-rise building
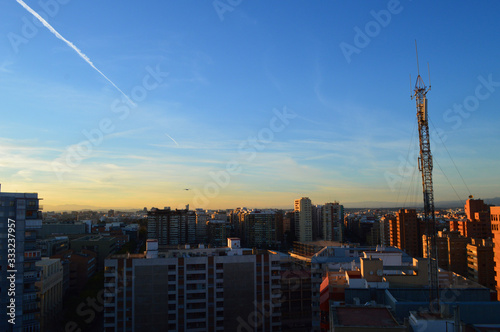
[294,197,312,242]
[0,188,43,331]
[423,230,470,277]
[452,198,492,239]
[207,219,227,247]
[312,205,322,241]
[195,209,209,244]
[465,198,489,221]
[147,208,197,246]
[322,202,343,242]
[393,209,423,258]
[103,239,281,331]
[281,267,312,331]
[422,231,448,272]
[241,210,278,248]
[446,231,470,276]
[380,214,395,246]
[467,238,495,290]
[491,206,500,300]
[422,230,470,277]
[389,215,399,247]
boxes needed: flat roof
[335,307,400,327]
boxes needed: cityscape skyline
[1,188,500,330]
[1,1,500,210]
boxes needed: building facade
[71,235,116,271]
[35,258,63,330]
[394,209,423,258]
[52,249,97,293]
[491,206,500,300]
[452,198,492,239]
[467,238,495,290]
[207,220,227,248]
[147,208,197,246]
[294,198,312,243]
[422,230,469,277]
[322,202,343,242]
[0,189,42,331]
[241,210,279,248]
[103,239,281,331]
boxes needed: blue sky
[1,0,499,210]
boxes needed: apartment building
[295,198,312,242]
[35,258,63,330]
[322,202,343,242]
[467,238,495,290]
[0,188,43,331]
[103,238,281,331]
[147,207,197,245]
[393,209,423,258]
[240,210,279,248]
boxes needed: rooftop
[36,257,60,266]
[333,306,401,327]
[73,235,115,242]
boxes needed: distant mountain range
[343,197,500,209]
[43,204,142,213]
[43,197,500,212]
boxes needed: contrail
[165,133,179,147]
[16,0,135,106]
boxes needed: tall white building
[295,197,312,242]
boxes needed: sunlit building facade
[491,206,500,300]
[294,197,312,243]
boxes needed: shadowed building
[323,202,343,242]
[423,231,469,277]
[70,234,116,271]
[104,238,282,331]
[35,258,63,331]
[0,188,42,332]
[147,207,197,246]
[240,210,279,248]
